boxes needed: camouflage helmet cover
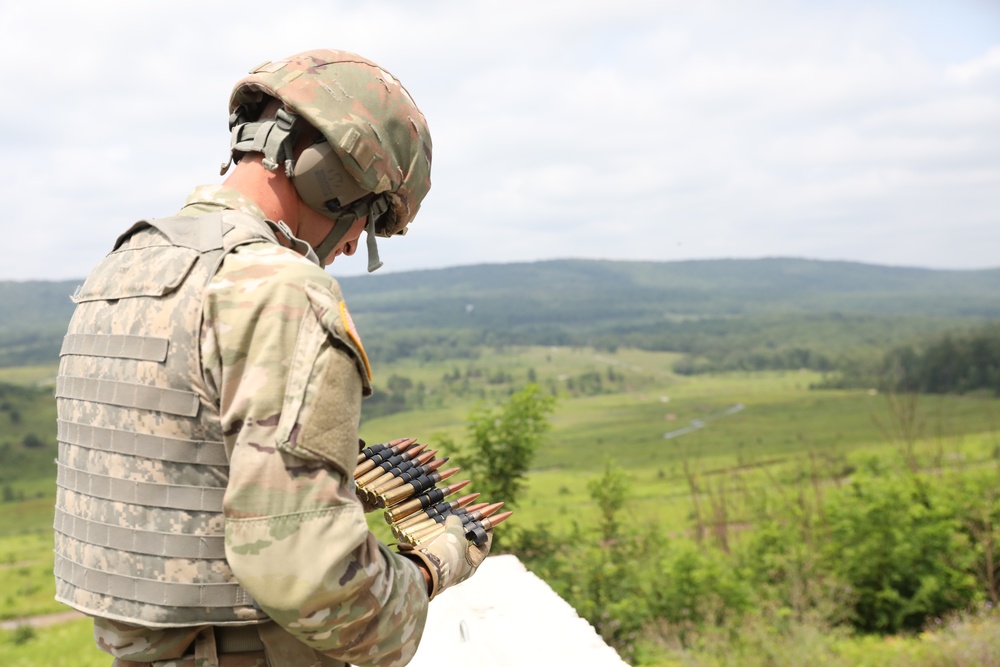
[229,49,432,237]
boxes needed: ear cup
[292,141,370,215]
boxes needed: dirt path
[0,610,84,630]
[664,403,745,440]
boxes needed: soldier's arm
[202,244,429,666]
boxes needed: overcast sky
[2,0,998,280]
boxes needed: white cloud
[1,0,998,280]
[947,45,1000,83]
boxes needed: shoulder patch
[340,300,371,382]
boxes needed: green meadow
[3,345,1000,664]
[361,345,999,532]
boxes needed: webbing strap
[312,216,358,263]
[57,375,200,418]
[60,333,169,362]
[58,420,229,466]
[54,551,254,608]
[53,507,227,559]
[230,108,299,176]
[150,215,226,253]
[365,214,383,273]
[57,462,225,512]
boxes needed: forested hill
[335,258,1000,331]
[0,280,80,368]
[1,259,998,368]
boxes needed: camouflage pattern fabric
[398,516,491,600]
[230,50,432,238]
[55,205,272,629]
[74,185,429,666]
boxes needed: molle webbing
[54,212,272,626]
[54,507,227,559]
[56,375,200,417]
[54,556,254,608]
[61,333,169,362]
[58,420,229,466]
[56,462,226,512]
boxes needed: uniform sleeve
[201,243,428,667]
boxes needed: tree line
[820,323,1000,395]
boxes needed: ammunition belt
[354,438,512,546]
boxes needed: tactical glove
[398,515,491,599]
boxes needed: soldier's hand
[397,515,491,599]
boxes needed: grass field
[361,347,1000,539]
[0,364,58,387]
[3,346,999,664]
[0,618,107,667]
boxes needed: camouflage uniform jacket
[68,185,429,666]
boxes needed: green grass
[0,498,55,538]
[0,618,106,667]
[0,507,61,620]
[0,364,58,387]
[0,558,59,621]
[0,380,59,501]
[362,357,1000,540]
[642,605,1000,666]
[4,345,1000,665]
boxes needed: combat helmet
[222,49,432,271]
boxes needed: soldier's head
[222,50,432,271]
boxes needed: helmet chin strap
[365,215,383,273]
[312,200,387,272]
[312,215,356,264]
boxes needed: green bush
[11,625,34,646]
[822,473,978,633]
[650,542,753,629]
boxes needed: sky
[1,0,998,280]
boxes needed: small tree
[458,384,555,507]
[588,457,630,543]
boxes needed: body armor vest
[54,211,283,627]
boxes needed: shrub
[821,473,978,633]
[11,625,35,645]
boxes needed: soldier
[53,50,490,667]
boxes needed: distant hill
[336,258,1000,329]
[1,259,997,368]
[0,280,79,367]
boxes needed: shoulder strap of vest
[113,214,226,254]
[113,210,320,275]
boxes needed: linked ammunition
[392,493,481,532]
[357,442,387,463]
[366,452,447,491]
[378,468,461,507]
[356,448,435,488]
[355,440,424,480]
[357,437,415,465]
[396,502,490,539]
[399,501,490,533]
[356,452,418,489]
[357,438,514,549]
[412,510,513,547]
[383,480,472,524]
[367,456,448,496]
[480,511,513,530]
[400,502,504,540]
